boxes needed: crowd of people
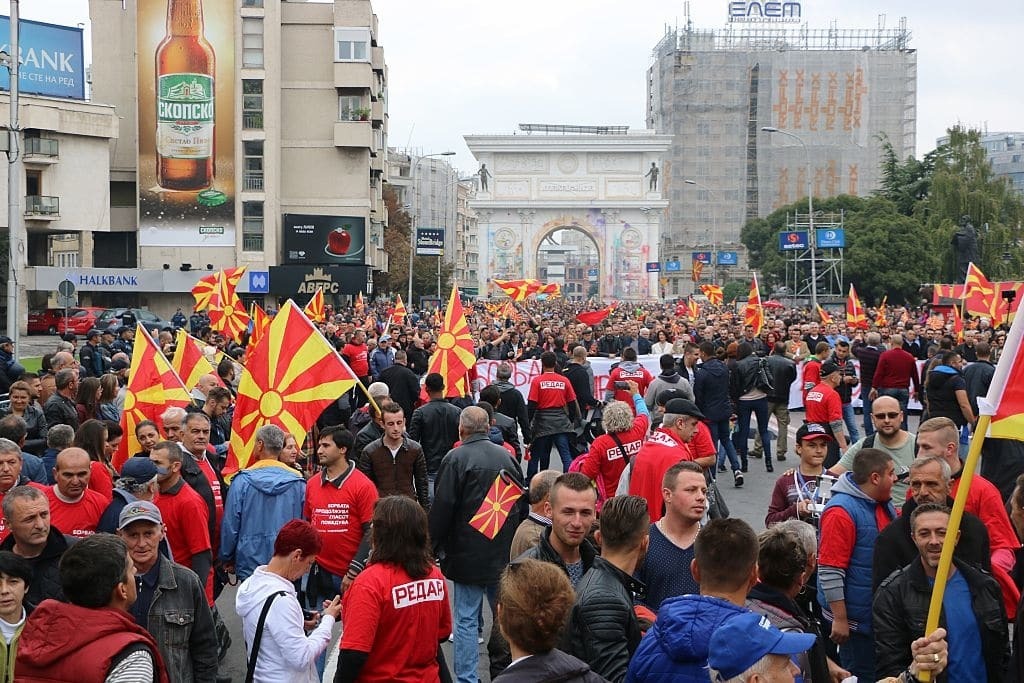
[0,294,1017,682]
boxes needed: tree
[375,187,454,302]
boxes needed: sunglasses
[872,412,901,420]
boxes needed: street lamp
[407,151,455,307]
[761,126,817,309]
[3,1,21,354]
[684,179,718,284]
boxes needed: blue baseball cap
[708,612,816,680]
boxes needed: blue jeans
[737,398,772,466]
[304,566,341,677]
[861,388,874,437]
[878,388,910,430]
[527,433,572,480]
[708,418,740,471]
[453,581,498,683]
[841,403,860,443]
[838,631,875,683]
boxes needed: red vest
[16,600,170,683]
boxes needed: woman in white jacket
[236,519,341,683]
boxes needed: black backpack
[756,357,775,393]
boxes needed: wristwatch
[902,668,923,683]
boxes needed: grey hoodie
[644,370,694,410]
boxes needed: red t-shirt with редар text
[528,372,576,409]
[304,465,378,577]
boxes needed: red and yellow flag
[225,301,361,478]
[979,304,1024,439]
[576,305,613,326]
[427,286,476,398]
[700,284,724,306]
[692,260,704,283]
[208,271,251,342]
[952,304,965,344]
[191,267,245,313]
[303,289,326,323]
[536,282,561,299]
[876,295,888,327]
[171,329,223,391]
[846,284,867,330]
[468,471,526,539]
[115,324,194,471]
[964,262,1001,325]
[493,278,541,302]
[686,297,700,321]
[500,300,520,322]
[247,302,270,362]
[354,292,365,315]
[743,275,764,335]
[815,304,833,325]
[392,294,407,325]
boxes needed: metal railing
[25,195,59,215]
[242,172,264,191]
[242,232,264,252]
[242,111,263,129]
[24,137,58,156]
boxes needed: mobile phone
[614,381,629,390]
[302,609,317,620]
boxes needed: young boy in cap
[765,423,833,526]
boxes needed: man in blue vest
[816,447,896,682]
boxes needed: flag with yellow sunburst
[427,285,476,398]
[208,270,251,342]
[171,329,223,392]
[191,267,246,312]
[224,300,361,478]
[468,470,526,539]
[303,289,326,323]
[393,294,407,325]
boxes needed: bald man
[45,448,107,538]
[191,373,220,406]
[830,395,916,506]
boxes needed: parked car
[27,309,69,335]
[91,308,170,336]
[57,307,106,335]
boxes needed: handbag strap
[609,432,631,464]
[245,590,287,683]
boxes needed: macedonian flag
[191,267,246,313]
[493,278,541,302]
[224,300,361,478]
[469,470,526,540]
[115,324,194,471]
[816,304,833,325]
[171,329,223,391]
[354,291,365,315]
[963,262,1000,324]
[743,275,764,335]
[846,284,867,330]
[392,294,407,325]
[208,270,251,343]
[427,285,476,398]
[303,289,326,323]
[700,284,724,306]
[536,282,561,299]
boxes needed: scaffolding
[783,210,844,303]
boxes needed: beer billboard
[137,0,235,248]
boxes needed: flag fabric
[225,301,361,478]
[191,267,245,312]
[700,284,724,306]
[493,279,539,302]
[686,297,700,321]
[303,289,326,323]
[963,262,1001,324]
[743,275,764,335]
[952,305,964,343]
[468,470,526,539]
[115,324,194,471]
[171,329,221,391]
[815,304,833,325]
[979,301,1024,439]
[876,295,889,327]
[392,294,407,324]
[247,303,270,362]
[846,284,867,330]
[499,300,519,322]
[536,282,561,299]
[692,260,704,282]
[427,286,476,398]
[576,306,613,326]
[207,271,251,342]
[354,292,365,315]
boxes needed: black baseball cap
[796,423,832,441]
[664,398,705,420]
[820,360,841,376]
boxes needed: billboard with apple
[282,214,366,265]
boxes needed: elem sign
[691,251,712,264]
[778,231,809,251]
[727,1,801,22]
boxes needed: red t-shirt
[340,563,452,682]
[804,382,842,424]
[818,503,893,569]
[155,480,214,603]
[88,461,114,503]
[802,360,822,398]
[528,372,576,409]
[628,426,711,523]
[607,366,655,407]
[304,467,378,577]
[192,455,223,552]
[45,486,108,538]
[343,342,370,377]
[581,413,650,502]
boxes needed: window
[242,201,264,252]
[55,252,78,268]
[243,141,263,191]
[338,95,362,121]
[242,18,264,67]
[243,80,263,129]
[110,181,137,207]
[334,27,370,62]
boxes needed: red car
[27,309,68,335]
[58,307,106,335]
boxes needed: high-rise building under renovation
[647,19,917,296]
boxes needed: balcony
[242,172,264,192]
[333,121,372,149]
[371,99,384,124]
[334,61,372,88]
[25,195,59,219]
[243,111,263,129]
[23,137,59,164]
[370,154,385,176]
[371,46,384,72]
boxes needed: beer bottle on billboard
[156,0,215,191]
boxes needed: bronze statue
[951,214,979,281]
[478,163,491,192]
[644,162,660,191]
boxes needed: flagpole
[917,414,990,682]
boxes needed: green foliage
[375,187,454,300]
[722,280,749,303]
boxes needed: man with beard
[830,396,916,506]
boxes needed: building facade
[49,0,393,318]
[937,131,1024,198]
[466,126,671,301]
[648,22,917,296]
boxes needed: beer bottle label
[157,73,214,160]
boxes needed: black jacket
[728,354,763,403]
[406,345,430,377]
[517,527,598,578]
[874,558,1008,681]
[428,433,525,585]
[834,356,859,404]
[179,448,221,545]
[564,363,598,412]
[873,496,990,590]
[409,398,462,473]
[378,363,420,422]
[494,412,523,461]
[492,648,608,683]
[567,556,644,683]
[494,380,532,444]
[765,353,797,403]
[0,527,76,606]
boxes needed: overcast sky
[5,0,1019,173]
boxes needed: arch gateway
[466,126,671,301]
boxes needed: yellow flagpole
[918,413,991,681]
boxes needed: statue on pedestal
[644,162,660,191]
[951,214,979,281]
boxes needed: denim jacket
[146,556,219,683]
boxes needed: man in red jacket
[869,333,921,430]
[804,361,849,469]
